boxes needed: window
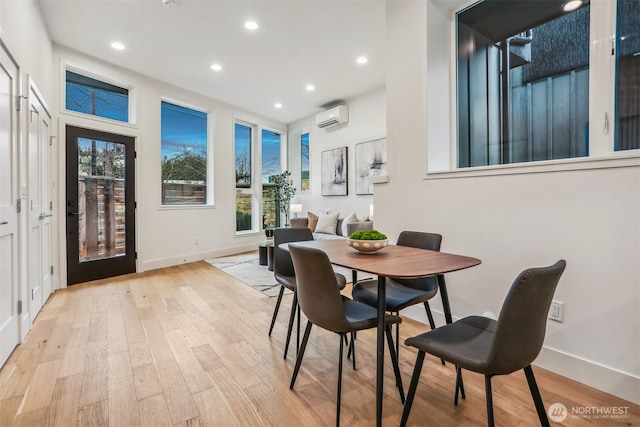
[160,101,208,205]
[66,70,129,122]
[301,133,310,191]
[235,123,253,232]
[262,129,282,229]
[455,0,638,169]
[262,129,282,183]
[615,0,640,151]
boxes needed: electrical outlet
[549,300,564,322]
[195,237,199,246]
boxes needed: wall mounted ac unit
[316,105,349,128]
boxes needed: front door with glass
[65,126,136,285]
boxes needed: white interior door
[0,41,20,366]
[28,81,52,321]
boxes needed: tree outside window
[160,101,208,205]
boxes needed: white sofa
[290,217,373,240]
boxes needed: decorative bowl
[346,238,388,254]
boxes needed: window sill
[158,204,215,210]
[425,151,640,180]
[235,230,261,238]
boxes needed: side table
[267,243,275,271]
[258,243,268,266]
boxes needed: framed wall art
[355,138,387,195]
[321,146,348,196]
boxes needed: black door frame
[66,125,136,285]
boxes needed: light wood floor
[0,261,637,426]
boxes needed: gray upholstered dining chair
[269,227,347,359]
[288,244,405,427]
[400,260,566,427]
[351,231,445,358]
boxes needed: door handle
[67,211,83,216]
[0,221,7,225]
[39,213,53,220]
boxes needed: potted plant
[266,171,297,227]
[264,211,276,238]
[347,229,389,253]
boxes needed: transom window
[65,70,129,123]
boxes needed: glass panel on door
[77,137,126,262]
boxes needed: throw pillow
[315,211,340,235]
[341,212,359,237]
[307,212,319,232]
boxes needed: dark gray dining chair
[400,260,566,427]
[351,231,445,359]
[288,244,405,427]
[269,227,347,359]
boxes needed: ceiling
[37,0,388,124]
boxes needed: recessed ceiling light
[305,84,315,92]
[244,21,259,30]
[356,56,368,65]
[274,103,283,109]
[111,42,125,51]
[563,0,583,12]
[210,64,222,72]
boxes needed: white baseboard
[535,346,640,405]
[401,306,640,405]
[138,244,258,272]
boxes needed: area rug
[206,252,366,297]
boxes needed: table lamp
[290,204,302,218]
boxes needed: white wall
[0,0,53,101]
[287,87,386,222]
[0,0,54,338]
[382,0,640,404]
[51,45,287,278]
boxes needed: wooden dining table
[281,238,481,426]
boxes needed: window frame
[300,131,311,192]
[159,98,213,208]
[261,127,283,184]
[234,120,258,235]
[62,64,138,127]
[426,0,639,179]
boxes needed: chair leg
[268,286,285,336]
[422,301,437,330]
[485,375,494,427]
[296,305,301,354]
[336,333,345,427]
[385,325,405,403]
[284,292,298,359]
[437,274,453,325]
[349,332,356,370]
[453,366,464,406]
[454,365,466,405]
[290,321,313,389]
[423,302,445,365]
[395,312,400,360]
[400,351,425,427]
[524,365,550,427]
[459,368,466,399]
